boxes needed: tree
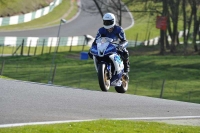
[182,0,188,54]
[86,0,200,54]
[189,0,199,52]
[92,0,126,26]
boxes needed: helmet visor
[103,20,114,26]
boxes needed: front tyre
[98,64,110,92]
[115,74,129,93]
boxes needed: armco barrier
[0,0,62,26]
[0,36,147,48]
[0,36,140,48]
[0,36,90,47]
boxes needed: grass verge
[0,0,52,17]
[0,120,199,133]
[0,45,200,104]
[0,0,78,31]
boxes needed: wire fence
[0,58,199,104]
[0,36,90,56]
[0,34,161,56]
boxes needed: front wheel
[115,74,129,93]
[98,64,110,92]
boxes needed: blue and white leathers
[95,25,126,42]
[109,54,124,75]
[93,25,129,64]
[90,37,124,86]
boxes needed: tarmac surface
[0,79,199,127]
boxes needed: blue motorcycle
[90,37,129,93]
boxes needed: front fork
[93,56,112,79]
[93,56,98,72]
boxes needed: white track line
[0,116,200,128]
[110,116,200,121]
[0,119,94,128]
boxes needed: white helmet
[103,13,116,29]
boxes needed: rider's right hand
[118,44,123,51]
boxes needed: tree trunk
[168,0,180,53]
[191,0,198,52]
[93,0,104,18]
[182,0,188,54]
[160,0,168,55]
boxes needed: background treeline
[124,0,200,54]
[89,0,200,54]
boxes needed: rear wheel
[115,74,129,93]
[98,64,110,92]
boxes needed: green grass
[0,46,200,103]
[0,120,199,133]
[0,0,52,17]
[0,75,11,79]
[0,0,78,30]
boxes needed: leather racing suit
[88,25,130,72]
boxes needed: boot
[124,61,130,73]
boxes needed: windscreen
[96,37,113,44]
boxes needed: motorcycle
[90,37,129,93]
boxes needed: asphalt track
[0,0,133,37]
[0,79,200,127]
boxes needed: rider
[88,12,130,73]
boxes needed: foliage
[123,0,200,54]
[0,0,53,17]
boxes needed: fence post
[51,64,57,84]
[69,37,73,52]
[0,60,5,76]
[41,39,45,55]
[160,79,165,98]
[34,39,39,56]
[13,39,24,56]
[21,39,24,56]
[82,38,86,51]
[49,38,53,54]
[147,32,151,46]
[28,40,32,56]
[135,33,138,47]
[1,43,5,57]
[11,46,14,56]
